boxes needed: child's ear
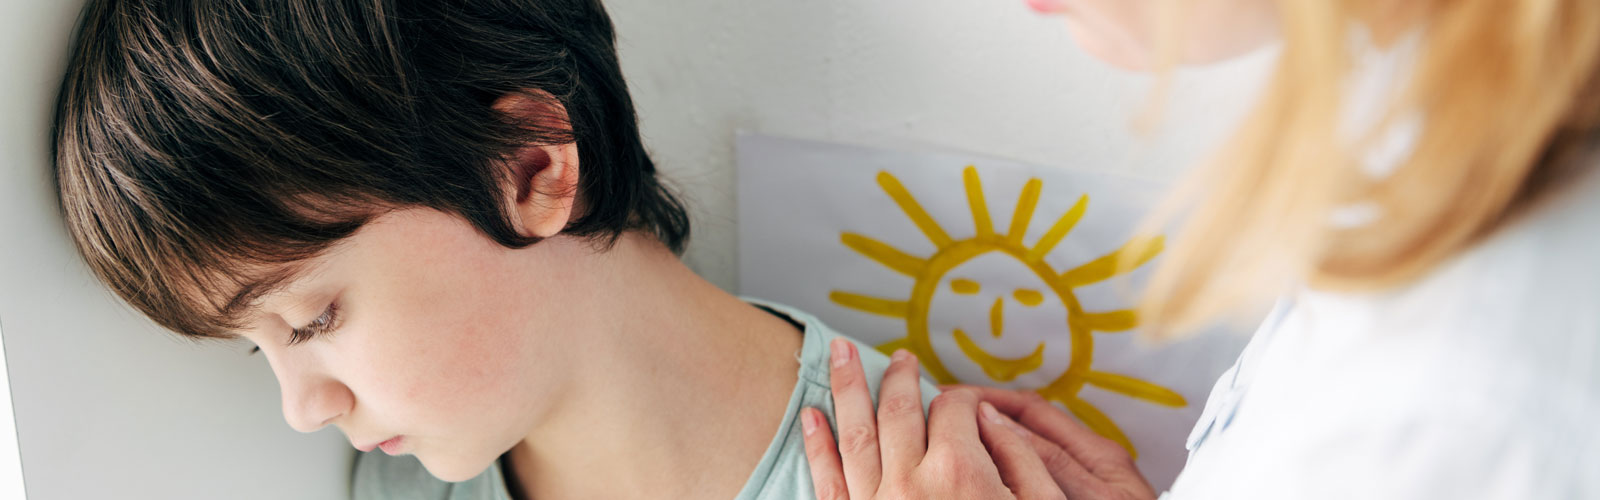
[493,91,580,239]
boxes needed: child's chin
[418,453,496,484]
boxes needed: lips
[354,436,402,453]
[377,436,404,455]
[1025,0,1070,14]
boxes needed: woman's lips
[377,436,404,455]
[1026,0,1070,13]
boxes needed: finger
[925,388,986,455]
[986,404,1115,499]
[977,402,1065,499]
[827,338,881,499]
[963,385,1129,466]
[800,407,851,500]
[963,386,1156,497]
[876,349,928,477]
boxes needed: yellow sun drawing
[829,166,1185,457]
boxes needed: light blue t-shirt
[352,299,939,500]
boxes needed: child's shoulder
[730,300,940,500]
[745,299,940,409]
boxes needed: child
[51,1,935,498]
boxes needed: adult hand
[801,338,1065,499]
[953,385,1159,500]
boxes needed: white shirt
[1164,164,1600,499]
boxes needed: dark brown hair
[53,0,690,339]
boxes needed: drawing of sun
[829,166,1185,457]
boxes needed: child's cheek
[400,316,530,416]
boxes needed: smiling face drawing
[935,255,1060,383]
[829,166,1184,456]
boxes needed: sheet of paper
[736,133,1250,489]
[0,319,24,498]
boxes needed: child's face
[236,207,594,482]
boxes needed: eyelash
[251,301,341,354]
[288,301,341,346]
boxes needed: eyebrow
[210,241,349,336]
[216,264,313,330]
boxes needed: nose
[989,296,1005,338]
[271,353,354,433]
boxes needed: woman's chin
[1064,23,1153,71]
[1062,16,1275,71]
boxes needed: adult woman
[804,1,1600,498]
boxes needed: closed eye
[287,301,341,346]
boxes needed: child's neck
[501,233,804,499]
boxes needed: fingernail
[830,339,851,368]
[980,401,1003,424]
[801,409,818,436]
[891,349,910,363]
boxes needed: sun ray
[962,166,995,237]
[1080,309,1139,332]
[1025,194,1089,261]
[840,233,929,277]
[1005,179,1043,245]
[877,171,953,247]
[1057,235,1165,288]
[1059,396,1138,458]
[1084,371,1188,408]
[828,291,911,319]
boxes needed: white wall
[607,0,1271,291]
[0,0,1268,498]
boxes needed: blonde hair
[1141,0,1600,337]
